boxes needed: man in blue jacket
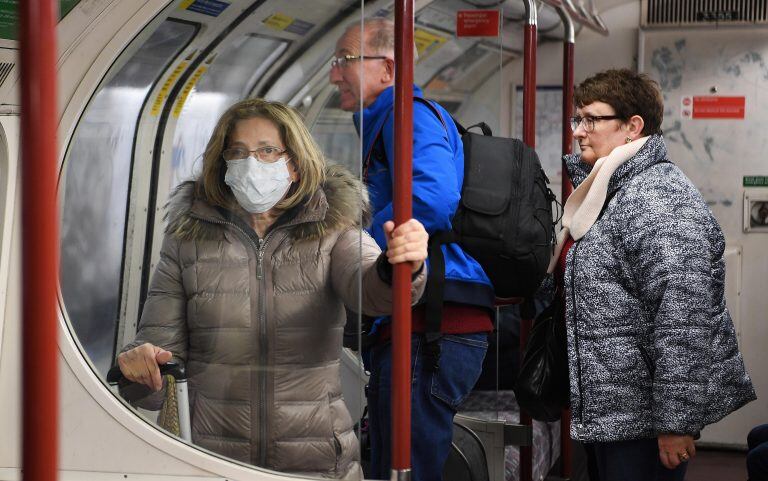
[330,18,495,481]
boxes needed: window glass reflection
[118,95,415,476]
[168,35,288,190]
[60,20,196,374]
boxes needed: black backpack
[366,98,556,369]
[417,98,555,298]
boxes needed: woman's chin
[580,150,597,165]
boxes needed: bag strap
[366,97,475,371]
[413,97,458,371]
[414,97,493,137]
[415,98,497,369]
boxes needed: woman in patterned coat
[550,69,755,481]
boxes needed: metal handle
[106,361,187,385]
[106,361,191,442]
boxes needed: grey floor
[554,443,748,481]
[685,449,747,481]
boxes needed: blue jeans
[367,333,488,481]
[748,424,768,481]
[585,438,687,481]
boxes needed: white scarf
[547,136,649,273]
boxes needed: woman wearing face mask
[116,98,428,479]
[550,69,755,481]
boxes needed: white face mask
[224,156,292,214]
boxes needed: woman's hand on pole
[117,342,173,392]
[383,219,428,274]
[658,433,696,469]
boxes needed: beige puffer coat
[123,166,426,479]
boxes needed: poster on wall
[0,0,82,40]
[681,95,745,119]
[456,10,500,37]
[513,85,566,187]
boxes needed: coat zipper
[255,235,271,467]
[570,239,586,424]
[190,214,275,466]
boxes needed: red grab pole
[392,0,414,477]
[561,25,575,201]
[522,24,537,149]
[520,3,537,481]
[20,1,60,480]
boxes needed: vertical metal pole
[392,1,414,479]
[560,30,575,200]
[21,1,59,481]
[556,7,575,478]
[520,3,536,481]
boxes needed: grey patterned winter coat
[122,166,426,479]
[563,134,755,442]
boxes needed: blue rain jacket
[353,85,494,309]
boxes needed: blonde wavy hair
[196,98,326,210]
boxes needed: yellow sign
[414,28,448,61]
[263,12,293,31]
[179,0,195,9]
[172,66,208,118]
[150,61,189,116]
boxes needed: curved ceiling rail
[543,0,609,35]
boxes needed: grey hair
[344,17,419,61]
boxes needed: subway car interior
[0,0,767,480]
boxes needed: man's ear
[382,57,395,83]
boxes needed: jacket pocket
[638,345,656,377]
[333,431,342,472]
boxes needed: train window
[107,9,369,476]
[168,35,288,190]
[308,90,361,173]
[60,19,197,375]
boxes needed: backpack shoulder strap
[414,97,448,132]
[412,97,460,370]
[413,97,491,137]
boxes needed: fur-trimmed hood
[165,164,371,242]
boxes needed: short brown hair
[574,69,664,136]
[196,98,325,209]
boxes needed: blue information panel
[186,0,229,17]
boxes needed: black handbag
[513,293,569,422]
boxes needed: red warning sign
[457,10,500,37]
[691,96,745,119]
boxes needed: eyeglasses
[222,146,287,163]
[570,115,623,133]
[330,54,388,69]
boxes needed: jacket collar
[549,136,665,273]
[166,165,370,242]
[353,85,424,156]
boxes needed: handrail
[561,0,609,35]
[392,1,415,479]
[21,0,60,480]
